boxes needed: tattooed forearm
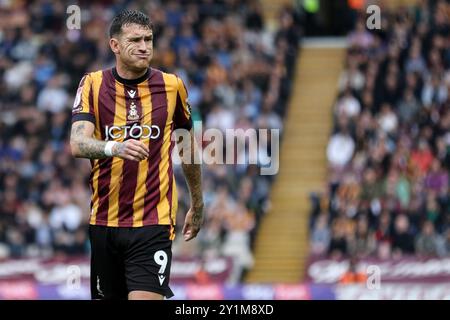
[182,162,204,210]
[182,130,203,209]
[178,130,204,210]
[78,139,109,159]
[70,121,109,159]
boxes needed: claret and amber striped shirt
[72,67,192,228]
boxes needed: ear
[109,38,120,54]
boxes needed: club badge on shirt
[128,101,140,120]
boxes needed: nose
[137,39,148,52]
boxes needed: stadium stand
[310,0,450,261]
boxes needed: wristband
[104,141,117,157]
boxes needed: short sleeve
[173,76,193,130]
[71,73,95,124]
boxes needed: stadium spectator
[349,215,376,257]
[310,213,331,256]
[392,214,415,257]
[327,218,351,259]
[415,220,446,257]
[326,127,355,169]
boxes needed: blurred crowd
[0,0,300,282]
[311,0,450,260]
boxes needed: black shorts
[89,224,174,300]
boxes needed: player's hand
[182,206,204,241]
[112,139,149,161]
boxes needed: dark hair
[109,10,153,38]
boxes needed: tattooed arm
[177,128,204,241]
[70,121,149,161]
[70,121,107,159]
